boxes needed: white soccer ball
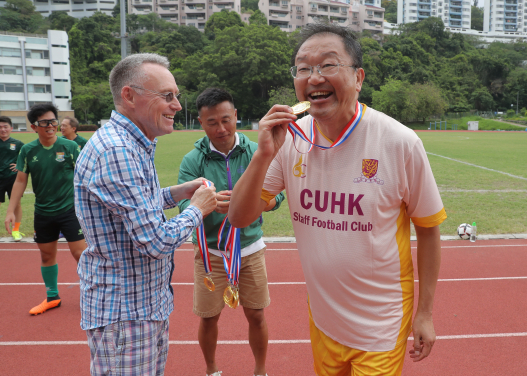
[457,223,472,240]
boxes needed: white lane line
[2,333,527,346]
[439,189,527,193]
[1,244,526,252]
[2,277,527,287]
[427,152,527,181]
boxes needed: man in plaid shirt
[74,53,217,376]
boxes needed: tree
[268,86,297,107]
[372,79,412,122]
[249,10,267,25]
[241,0,259,11]
[175,24,293,119]
[471,88,495,111]
[407,83,448,122]
[0,0,46,33]
[381,0,397,24]
[471,6,483,31]
[48,11,77,33]
[204,9,244,39]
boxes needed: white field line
[2,276,527,287]
[2,333,527,346]
[439,189,527,193]
[427,152,527,181]
[2,244,526,252]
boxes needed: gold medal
[291,101,311,115]
[223,285,239,309]
[203,276,215,291]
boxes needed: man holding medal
[74,54,218,375]
[178,88,284,376]
[229,24,446,375]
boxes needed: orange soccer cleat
[29,298,62,315]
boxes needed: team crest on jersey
[293,155,306,178]
[55,152,65,162]
[354,159,384,185]
[10,144,16,151]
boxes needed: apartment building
[349,0,384,39]
[128,0,241,31]
[258,0,350,31]
[0,30,73,131]
[397,0,471,29]
[0,0,117,18]
[484,0,526,33]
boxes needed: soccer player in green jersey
[0,116,24,241]
[4,104,87,315]
[60,116,88,149]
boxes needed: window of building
[0,48,21,57]
[26,67,51,76]
[28,84,52,93]
[4,84,24,93]
[1,66,23,75]
[282,0,287,5]
[0,101,26,110]
[25,50,49,59]
[297,15,302,18]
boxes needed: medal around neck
[223,285,239,309]
[291,101,311,115]
[204,274,215,291]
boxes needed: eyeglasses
[130,86,182,103]
[290,63,356,79]
[33,119,59,127]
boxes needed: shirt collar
[110,110,157,151]
[209,132,239,157]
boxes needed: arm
[229,105,296,227]
[176,153,205,212]
[4,172,28,233]
[264,191,285,212]
[410,224,441,362]
[88,148,216,259]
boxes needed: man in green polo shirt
[4,104,87,315]
[0,116,25,241]
[60,116,88,149]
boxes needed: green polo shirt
[16,137,80,216]
[0,137,24,180]
[63,134,88,150]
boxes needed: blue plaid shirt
[74,111,202,330]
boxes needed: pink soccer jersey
[262,105,446,351]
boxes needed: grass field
[1,129,526,238]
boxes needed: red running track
[1,239,527,375]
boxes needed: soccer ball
[457,223,472,240]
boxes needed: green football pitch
[1,130,526,238]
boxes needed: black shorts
[34,207,85,244]
[0,174,17,203]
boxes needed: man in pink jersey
[228,23,446,375]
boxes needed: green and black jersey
[63,134,88,150]
[0,137,24,180]
[16,137,80,216]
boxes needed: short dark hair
[291,23,363,69]
[196,88,235,113]
[64,116,79,132]
[0,116,12,126]
[27,103,59,124]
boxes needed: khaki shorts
[193,245,270,317]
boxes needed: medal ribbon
[287,101,363,153]
[197,180,214,275]
[217,216,241,287]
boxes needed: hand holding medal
[197,180,215,292]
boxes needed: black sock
[47,295,61,302]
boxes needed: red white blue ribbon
[217,216,241,287]
[197,180,214,275]
[288,101,363,153]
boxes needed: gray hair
[109,53,170,105]
[291,23,362,69]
